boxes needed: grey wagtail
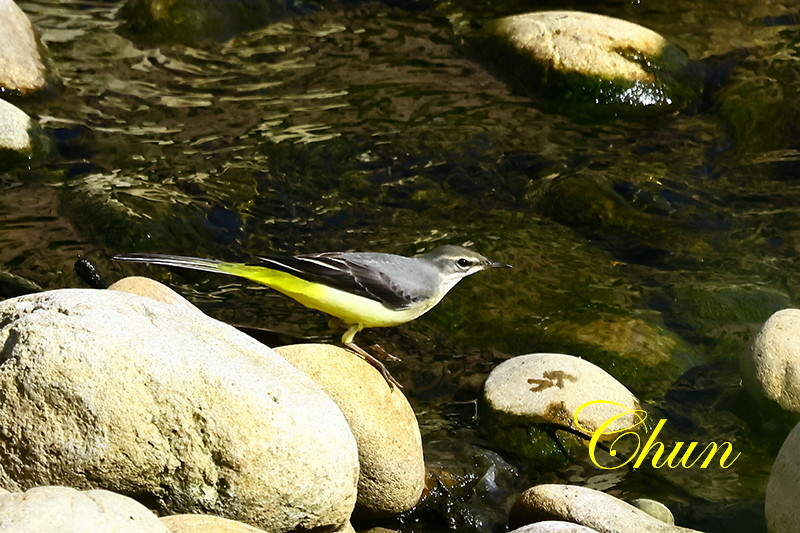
[113,245,510,388]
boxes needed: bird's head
[418,245,511,286]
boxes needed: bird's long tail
[113,253,236,276]
[114,253,324,307]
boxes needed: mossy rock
[714,56,800,155]
[541,311,700,397]
[465,11,706,119]
[669,281,791,360]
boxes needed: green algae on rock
[464,11,706,118]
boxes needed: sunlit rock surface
[0,289,359,533]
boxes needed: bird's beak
[488,261,512,269]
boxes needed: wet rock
[466,11,705,118]
[480,353,642,463]
[0,99,34,152]
[630,499,675,525]
[275,344,425,517]
[119,0,288,44]
[0,0,48,93]
[0,99,49,167]
[766,420,800,533]
[0,486,169,533]
[0,289,359,533]
[742,308,800,413]
[508,521,599,533]
[509,484,701,533]
[109,276,202,312]
[161,514,267,532]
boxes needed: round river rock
[276,343,425,517]
[481,353,641,462]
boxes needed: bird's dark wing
[253,252,433,310]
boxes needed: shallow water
[4,0,800,530]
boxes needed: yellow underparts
[217,263,434,337]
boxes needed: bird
[113,245,510,388]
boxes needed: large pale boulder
[275,344,425,516]
[0,486,169,533]
[0,289,359,533]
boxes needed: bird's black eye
[456,257,472,269]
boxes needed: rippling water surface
[4,0,800,530]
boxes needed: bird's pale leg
[340,324,403,389]
[345,341,403,389]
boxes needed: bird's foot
[345,342,403,390]
[370,344,402,362]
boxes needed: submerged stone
[119,0,288,44]
[670,281,790,354]
[465,11,706,118]
[631,498,676,525]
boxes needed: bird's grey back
[341,251,441,305]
